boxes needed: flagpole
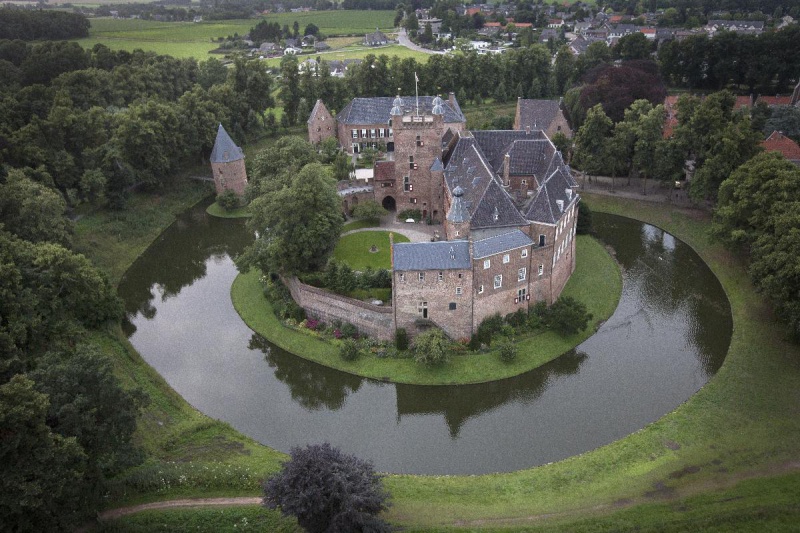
[415,72,419,116]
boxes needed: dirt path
[98,497,262,521]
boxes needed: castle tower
[391,95,446,221]
[307,99,335,145]
[445,186,470,240]
[210,124,247,197]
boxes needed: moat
[119,201,732,475]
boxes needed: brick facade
[307,99,336,145]
[211,158,247,197]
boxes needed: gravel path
[98,497,262,521]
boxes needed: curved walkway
[396,27,447,55]
[342,213,437,243]
[98,497,261,521]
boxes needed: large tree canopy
[238,162,343,274]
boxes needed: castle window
[518,267,527,281]
[456,287,462,295]
[352,130,357,138]
[418,272,425,282]
[539,234,546,247]
[458,273,463,278]
[538,264,544,276]
[478,285,484,294]
[370,128,376,138]
[483,259,490,269]
[388,128,393,136]
[503,254,510,264]
[410,198,417,204]
[378,129,384,138]
[438,271,443,281]
[399,273,405,282]
[449,302,457,310]
[418,301,428,318]
[521,248,528,258]
[409,155,414,163]
[403,176,411,192]
[361,129,367,137]
[455,231,460,237]
[494,274,502,289]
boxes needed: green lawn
[342,219,380,232]
[232,235,620,385]
[332,230,409,270]
[206,201,251,219]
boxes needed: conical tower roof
[210,124,244,164]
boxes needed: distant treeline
[0,9,90,40]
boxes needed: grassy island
[205,200,251,219]
[230,234,621,385]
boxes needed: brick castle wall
[211,160,247,196]
[284,277,394,340]
[393,268,473,341]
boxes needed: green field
[332,230,409,270]
[80,12,397,59]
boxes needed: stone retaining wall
[284,277,395,340]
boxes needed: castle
[307,95,579,340]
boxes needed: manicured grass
[261,44,432,68]
[342,219,380,232]
[231,235,620,385]
[206,201,251,219]
[332,230,409,270]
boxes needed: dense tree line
[0,9,89,40]
[0,40,273,208]
[659,26,800,93]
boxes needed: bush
[394,328,409,351]
[470,313,504,349]
[339,339,360,361]
[340,322,358,339]
[576,201,593,235]
[263,443,391,533]
[397,208,422,222]
[413,328,451,366]
[351,200,388,221]
[548,296,593,336]
[217,190,240,211]
[497,339,518,363]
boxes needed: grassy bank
[231,234,621,385]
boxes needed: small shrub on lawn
[497,340,518,363]
[216,190,241,211]
[413,328,451,366]
[548,296,593,336]
[470,313,504,349]
[340,339,360,361]
[395,328,409,351]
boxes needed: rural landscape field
[79,11,397,59]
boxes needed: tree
[547,296,592,336]
[632,103,666,195]
[572,104,613,177]
[553,46,576,95]
[0,169,72,247]
[29,345,147,475]
[263,443,391,533]
[749,210,800,340]
[351,200,388,222]
[613,32,652,61]
[0,375,89,531]
[713,152,800,251]
[238,163,343,274]
[764,105,800,142]
[413,328,451,366]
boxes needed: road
[395,28,447,55]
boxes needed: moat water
[118,201,732,475]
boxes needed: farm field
[79,12,396,59]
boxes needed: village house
[304,95,579,339]
[514,98,572,139]
[364,29,390,46]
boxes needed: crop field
[80,13,406,60]
[262,44,432,67]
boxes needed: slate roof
[393,241,471,271]
[472,229,533,259]
[307,99,330,124]
[516,99,563,132]
[336,96,465,125]
[523,167,578,224]
[210,124,244,163]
